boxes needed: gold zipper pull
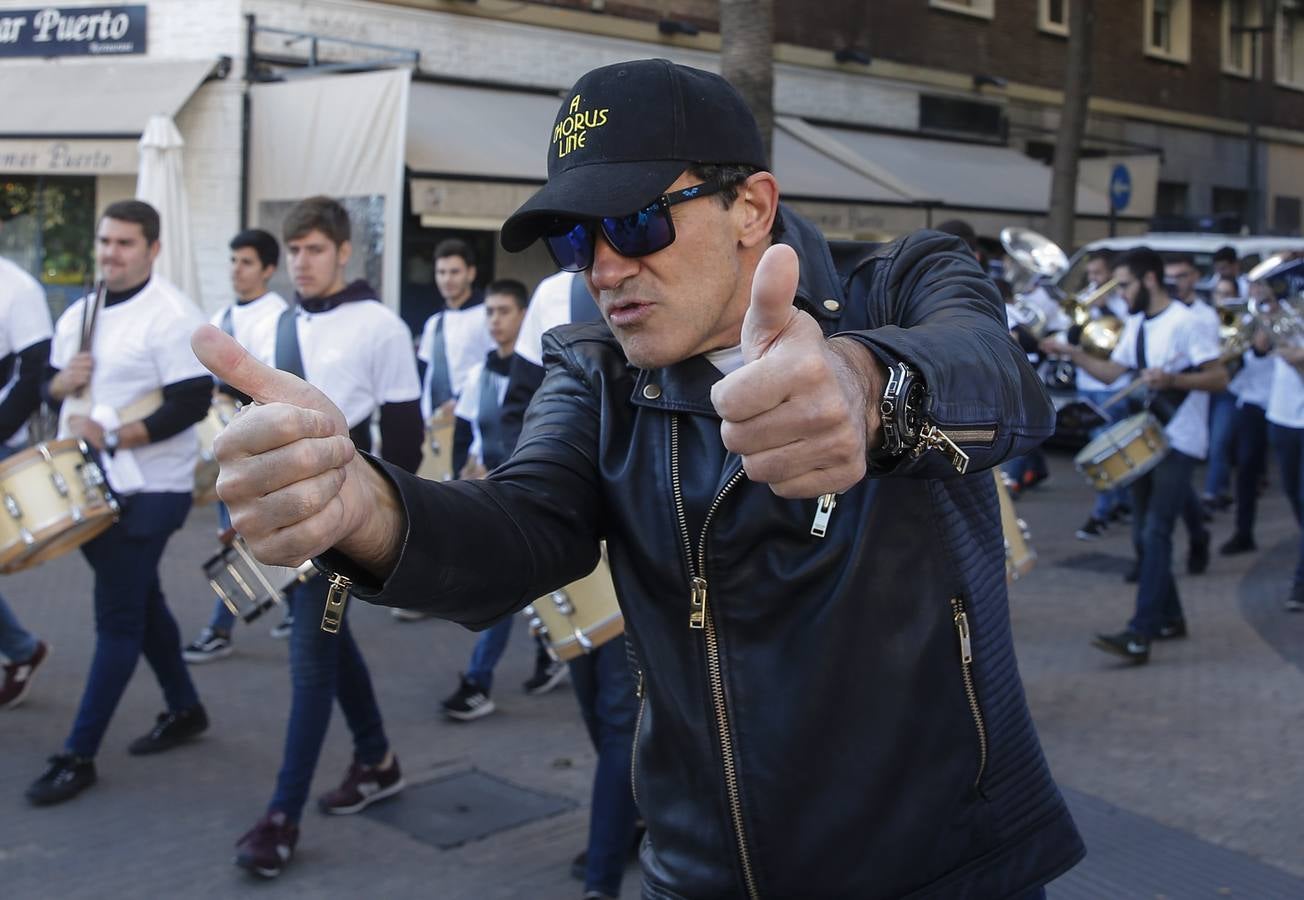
[953,608,973,665]
[916,423,971,474]
[689,576,708,630]
[321,572,352,634]
[811,493,837,537]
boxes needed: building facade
[1,0,1299,326]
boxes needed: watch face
[901,381,927,443]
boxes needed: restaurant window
[1145,0,1191,63]
[0,176,96,320]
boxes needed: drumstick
[1099,375,1149,411]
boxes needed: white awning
[804,121,1114,215]
[0,59,217,137]
[407,80,559,180]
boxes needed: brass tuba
[999,227,1069,340]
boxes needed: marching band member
[1267,297,1304,612]
[1048,247,1229,663]
[183,228,288,663]
[0,211,54,710]
[198,61,1083,899]
[28,200,211,805]
[231,196,422,879]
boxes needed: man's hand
[710,244,882,499]
[191,325,403,574]
[1039,337,1078,359]
[459,456,488,480]
[51,352,93,400]
[67,415,105,450]
[1279,344,1304,368]
[1140,367,1174,390]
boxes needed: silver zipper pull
[689,576,707,630]
[811,493,837,537]
[953,609,973,665]
[321,572,352,634]
[916,423,971,474]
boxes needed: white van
[1058,233,1304,295]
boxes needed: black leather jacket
[342,214,1085,898]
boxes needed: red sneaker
[1,641,49,709]
[235,811,299,879]
[317,755,405,815]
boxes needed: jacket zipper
[320,572,352,634]
[950,595,988,790]
[670,416,760,900]
[631,672,646,809]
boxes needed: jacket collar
[630,205,846,417]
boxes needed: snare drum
[194,396,240,504]
[1074,411,1169,492]
[524,548,623,662]
[203,529,315,624]
[417,412,455,482]
[994,469,1035,582]
[0,439,118,574]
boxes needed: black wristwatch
[878,361,928,457]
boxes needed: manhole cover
[361,768,576,849]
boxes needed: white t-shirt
[1110,301,1221,459]
[210,291,287,360]
[246,299,420,429]
[0,256,54,448]
[515,271,578,368]
[51,276,207,494]
[454,356,511,463]
[417,301,495,420]
[1230,351,1275,409]
[1267,355,1304,429]
[1183,298,1222,345]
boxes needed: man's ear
[737,172,779,250]
[338,240,353,268]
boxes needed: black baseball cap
[500,59,768,252]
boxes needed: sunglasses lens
[602,200,673,258]
[543,221,593,272]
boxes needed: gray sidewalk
[1,449,1302,898]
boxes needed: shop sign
[0,138,138,174]
[0,5,146,57]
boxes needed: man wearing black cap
[195,59,1083,899]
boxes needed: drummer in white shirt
[1266,299,1304,611]
[1045,247,1228,664]
[183,229,288,663]
[28,200,212,806]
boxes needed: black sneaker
[269,614,294,640]
[1075,517,1107,541]
[1187,536,1210,575]
[441,675,495,721]
[182,628,232,664]
[1091,629,1151,664]
[26,753,96,806]
[1155,619,1189,640]
[1110,505,1132,524]
[523,650,568,695]
[128,705,209,755]
[1219,534,1257,556]
[235,810,299,879]
[1287,585,1304,613]
[317,755,405,815]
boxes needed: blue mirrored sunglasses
[542,181,725,273]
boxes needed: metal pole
[240,14,254,230]
[1247,29,1260,233]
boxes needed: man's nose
[588,232,638,292]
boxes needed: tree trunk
[720,0,775,164]
[1047,0,1095,251]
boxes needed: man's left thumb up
[740,243,801,364]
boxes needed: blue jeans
[1002,449,1048,485]
[466,617,514,692]
[0,593,38,662]
[1080,389,1130,520]
[269,576,389,823]
[1129,451,1196,637]
[1204,390,1238,499]
[1232,404,1270,541]
[66,492,199,758]
[569,634,640,898]
[1270,423,1304,588]
[205,502,238,635]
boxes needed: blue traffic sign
[1109,164,1132,212]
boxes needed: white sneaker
[182,628,233,664]
[391,608,432,622]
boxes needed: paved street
[2,448,1302,899]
